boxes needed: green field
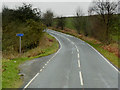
[65,17,75,30]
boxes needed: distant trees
[73,7,84,34]
[88,0,119,44]
[43,10,54,27]
[56,16,66,30]
[72,7,88,36]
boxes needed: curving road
[23,29,119,89]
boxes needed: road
[23,29,119,89]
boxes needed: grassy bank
[49,27,119,69]
[2,32,59,88]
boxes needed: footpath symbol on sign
[16,33,24,55]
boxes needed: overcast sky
[0,0,93,16]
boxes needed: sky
[0,0,119,16]
[0,0,93,16]
[2,2,91,16]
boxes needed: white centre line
[72,51,73,54]
[77,49,79,53]
[78,53,80,58]
[78,60,80,68]
[79,71,84,86]
[72,42,74,45]
[75,45,78,49]
[40,69,42,72]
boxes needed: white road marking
[77,49,79,53]
[87,44,119,72]
[72,42,74,45]
[78,53,80,58]
[23,73,39,89]
[45,63,47,66]
[75,45,78,49]
[47,61,49,64]
[79,71,84,86]
[40,69,42,72]
[42,66,45,69]
[78,60,80,68]
[67,38,71,42]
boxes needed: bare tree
[118,0,120,14]
[56,16,66,30]
[90,0,119,44]
[73,7,84,34]
[43,9,54,27]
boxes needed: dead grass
[102,43,119,58]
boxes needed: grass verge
[49,27,119,69]
[2,32,59,88]
[85,41,119,68]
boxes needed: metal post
[19,36,21,55]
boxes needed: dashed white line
[77,49,79,53]
[72,51,73,54]
[50,30,85,87]
[23,73,39,89]
[67,38,71,42]
[72,42,75,45]
[75,45,78,49]
[40,69,42,72]
[49,30,85,86]
[79,71,84,86]
[42,66,45,69]
[47,61,49,64]
[78,53,80,58]
[45,63,47,66]
[78,60,80,68]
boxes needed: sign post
[16,34,24,55]
[19,36,21,54]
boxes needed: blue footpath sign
[16,34,24,37]
[16,33,24,55]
